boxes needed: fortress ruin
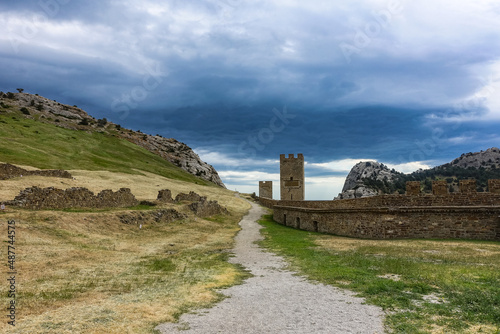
[259,154,500,241]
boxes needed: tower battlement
[280,153,304,161]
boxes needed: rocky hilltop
[337,147,500,199]
[336,161,400,199]
[440,147,500,170]
[0,91,225,187]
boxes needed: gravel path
[156,200,385,334]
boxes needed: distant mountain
[337,147,500,199]
[0,91,225,187]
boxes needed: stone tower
[280,154,305,201]
[259,181,273,199]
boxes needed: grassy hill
[0,107,214,187]
[0,97,253,333]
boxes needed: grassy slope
[0,108,213,187]
[259,215,500,334]
[0,106,256,332]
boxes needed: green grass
[258,214,500,333]
[0,109,213,186]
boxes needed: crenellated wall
[258,179,500,241]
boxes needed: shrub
[97,118,108,127]
[79,118,89,126]
[20,107,30,115]
[36,104,44,111]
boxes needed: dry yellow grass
[0,164,252,333]
[314,235,500,265]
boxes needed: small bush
[36,104,44,111]
[97,118,108,127]
[20,107,30,115]
[79,118,89,126]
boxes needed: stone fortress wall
[258,154,500,241]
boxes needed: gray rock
[336,161,399,199]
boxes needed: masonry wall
[259,181,273,199]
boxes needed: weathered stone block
[406,181,421,196]
[259,181,273,199]
[188,198,228,217]
[488,179,500,194]
[157,189,174,202]
[460,179,477,193]
[175,191,204,202]
[432,181,448,195]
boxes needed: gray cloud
[1,0,499,198]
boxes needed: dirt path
[156,201,385,333]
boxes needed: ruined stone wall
[157,189,174,203]
[259,181,273,199]
[0,163,73,180]
[175,191,204,202]
[188,198,228,217]
[10,186,137,209]
[280,154,304,201]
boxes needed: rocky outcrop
[336,161,400,199]
[122,133,225,187]
[10,186,137,209]
[0,163,72,180]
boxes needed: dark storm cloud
[1,0,500,198]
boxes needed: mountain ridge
[0,91,225,187]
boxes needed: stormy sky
[1,0,500,199]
